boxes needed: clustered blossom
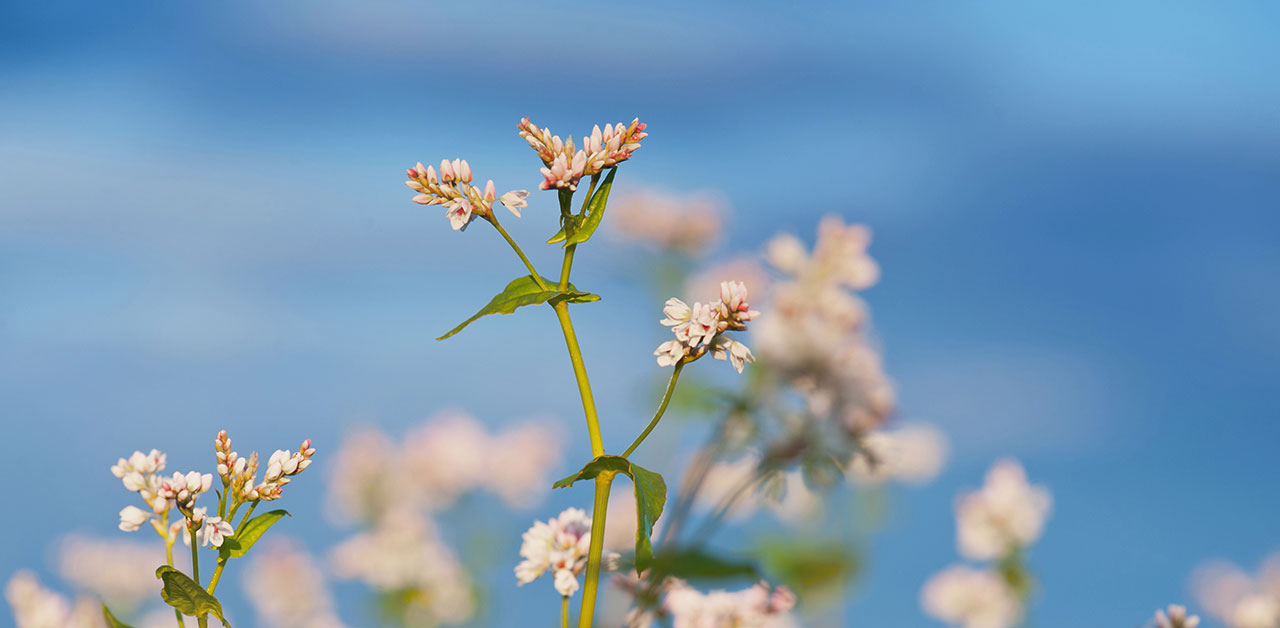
[754,216,893,436]
[4,571,101,628]
[610,188,724,255]
[921,565,1021,628]
[57,535,164,609]
[660,580,797,628]
[921,459,1052,628]
[1191,551,1280,628]
[518,117,648,191]
[327,413,564,524]
[404,159,529,231]
[330,509,475,625]
[847,423,949,486]
[245,538,349,628]
[112,449,170,532]
[515,507,618,597]
[1154,605,1201,628]
[955,459,1053,561]
[655,280,760,373]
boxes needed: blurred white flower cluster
[662,580,797,628]
[5,571,103,628]
[921,459,1052,628]
[328,411,565,523]
[515,507,618,597]
[1191,551,1280,628]
[405,159,528,231]
[245,538,349,628]
[56,535,163,612]
[1154,604,1202,628]
[518,117,648,192]
[654,280,760,373]
[328,411,564,624]
[609,188,725,256]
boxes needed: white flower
[660,298,693,326]
[848,424,949,486]
[955,459,1052,561]
[514,507,616,598]
[446,196,474,231]
[1155,605,1201,628]
[244,538,348,628]
[710,336,755,373]
[5,571,103,628]
[57,535,164,608]
[118,506,150,532]
[499,189,529,218]
[181,508,234,548]
[717,281,760,325]
[921,565,1021,628]
[765,233,808,274]
[664,580,797,628]
[609,188,724,255]
[654,340,686,367]
[540,150,589,191]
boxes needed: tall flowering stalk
[403,117,770,627]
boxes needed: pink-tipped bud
[440,159,454,182]
[425,165,438,183]
[458,159,472,183]
[484,180,496,201]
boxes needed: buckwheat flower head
[1155,605,1201,628]
[118,505,151,532]
[848,423,950,486]
[955,459,1053,561]
[245,537,349,628]
[57,535,163,610]
[112,448,170,514]
[1191,553,1280,628]
[404,160,526,230]
[921,564,1021,628]
[654,281,760,372]
[664,580,798,628]
[609,188,724,255]
[710,336,755,374]
[515,507,618,597]
[5,571,102,628]
[181,507,235,548]
[518,117,647,191]
[160,470,214,514]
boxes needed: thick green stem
[552,301,604,457]
[489,216,548,290]
[623,362,684,458]
[576,474,615,628]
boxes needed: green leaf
[646,548,760,582]
[155,566,231,626]
[546,227,567,244]
[554,454,667,571]
[562,167,616,247]
[759,539,859,596]
[436,275,598,340]
[218,509,290,560]
[102,604,136,628]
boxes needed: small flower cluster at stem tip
[405,159,530,231]
[655,280,760,372]
[517,117,648,191]
[113,431,315,549]
[1154,605,1200,628]
[515,508,619,598]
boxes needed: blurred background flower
[2,0,1278,626]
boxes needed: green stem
[576,473,615,628]
[206,501,257,594]
[561,595,570,628]
[552,301,604,457]
[622,362,684,458]
[189,527,208,628]
[166,532,186,628]
[489,216,549,290]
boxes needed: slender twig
[488,215,548,291]
[189,526,208,628]
[561,595,570,628]
[205,501,257,594]
[623,362,685,458]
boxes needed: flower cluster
[754,215,893,436]
[955,460,1053,561]
[654,280,760,373]
[657,580,797,628]
[1154,605,1201,628]
[921,459,1053,628]
[1191,551,1280,628]
[609,188,725,255]
[921,565,1021,628]
[111,449,170,529]
[331,508,476,625]
[244,538,349,628]
[4,571,101,628]
[517,117,647,192]
[56,535,163,610]
[847,423,949,486]
[404,159,529,231]
[515,507,618,597]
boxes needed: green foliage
[436,275,600,340]
[155,566,231,626]
[554,455,667,571]
[562,168,616,247]
[645,548,760,582]
[101,604,135,628]
[218,509,291,560]
[759,539,859,598]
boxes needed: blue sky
[2,1,1278,626]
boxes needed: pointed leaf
[218,509,290,560]
[102,604,136,628]
[546,227,567,244]
[563,167,616,247]
[646,548,760,582]
[553,454,667,571]
[155,566,231,626]
[437,275,594,340]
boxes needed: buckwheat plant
[105,431,315,628]
[404,117,780,627]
